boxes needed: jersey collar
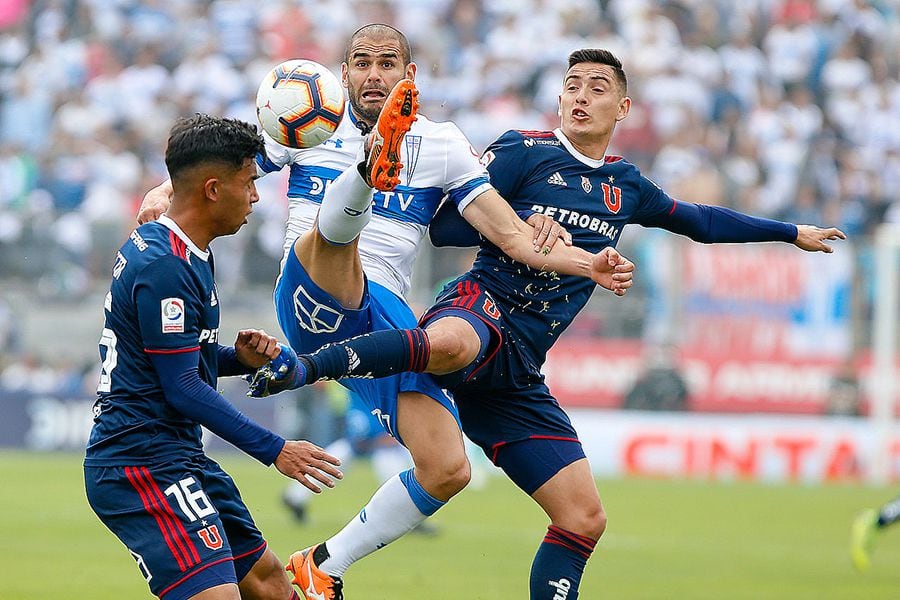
[553,128,606,168]
[157,214,210,262]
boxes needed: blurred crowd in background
[0,0,897,407]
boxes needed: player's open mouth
[362,89,386,101]
[572,109,589,120]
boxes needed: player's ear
[405,61,417,81]
[340,63,350,88]
[616,96,631,121]
[204,178,219,202]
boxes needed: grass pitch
[1,450,897,599]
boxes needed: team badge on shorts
[292,284,344,333]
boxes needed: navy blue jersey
[470,129,673,363]
[85,215,221,466]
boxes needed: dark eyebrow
[350,50,400,60]
[564,73,612,86]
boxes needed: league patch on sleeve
[160,297,185,333]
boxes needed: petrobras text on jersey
[530,204,621,239]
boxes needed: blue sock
[529,525,596,600]
[299,328,430,384]
[398,468,445,516]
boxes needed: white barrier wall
[571,409,900,484]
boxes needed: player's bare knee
[582,504,607,540]
[419,452,470,499]
[425,320,480,374]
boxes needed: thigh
[274,247,371,354]
[85,462,238,600]
[293,230,366,308]
[199,459,267,582]
[396,390,467,469]
[530,457,604,535]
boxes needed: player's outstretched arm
[274,440,343,494]
[793,225,847,253]
[461,188,633,293]
[137,179,173,224]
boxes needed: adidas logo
[547,172,567,186]
[346,347,361,372]
[549,578,571,599]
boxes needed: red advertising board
[544,339,897,414]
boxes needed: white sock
[284,438,354,506]
[319,474,428,577]
[316,145,373,244]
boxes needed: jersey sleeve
[630,173,678,224]
[441,122,493,213]
[134,256,203,353]
[255,130,295,175]
[482,130,529,205]
[632,173,797,243]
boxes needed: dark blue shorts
[420,277,585,493]
[84,456,267,599]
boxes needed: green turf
[2,450,898,599]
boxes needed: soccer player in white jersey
[139,25,634,600]
[248,48,847,599]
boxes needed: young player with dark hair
[84,114,342,600]
[252,49,846,599]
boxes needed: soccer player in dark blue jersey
[84,114,342,600]
[251,48,846,599]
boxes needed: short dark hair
[568,49,627,94]
[345,23,412,66]
[164,114,265,180]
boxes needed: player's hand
[526,213,572,254]
[591,247,634,296]
[137,180,174,224]
[274,440,343,493]
[234,329,280,369]
[793,225,846,253]
[245,343,305,397]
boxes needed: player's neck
[164,208,213,251]
[565,133,610,161]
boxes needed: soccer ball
[256,59,345,149]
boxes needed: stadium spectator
[0,0,895,296]
[623,345,690,412]
[84,113,342,600]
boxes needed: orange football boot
[286,544,344,600]
[364,78,419,191]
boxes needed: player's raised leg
[293,78,418,309]
[286,391,469,600]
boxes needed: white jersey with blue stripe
[257,110,492,298]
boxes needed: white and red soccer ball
[256,59,345,149]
